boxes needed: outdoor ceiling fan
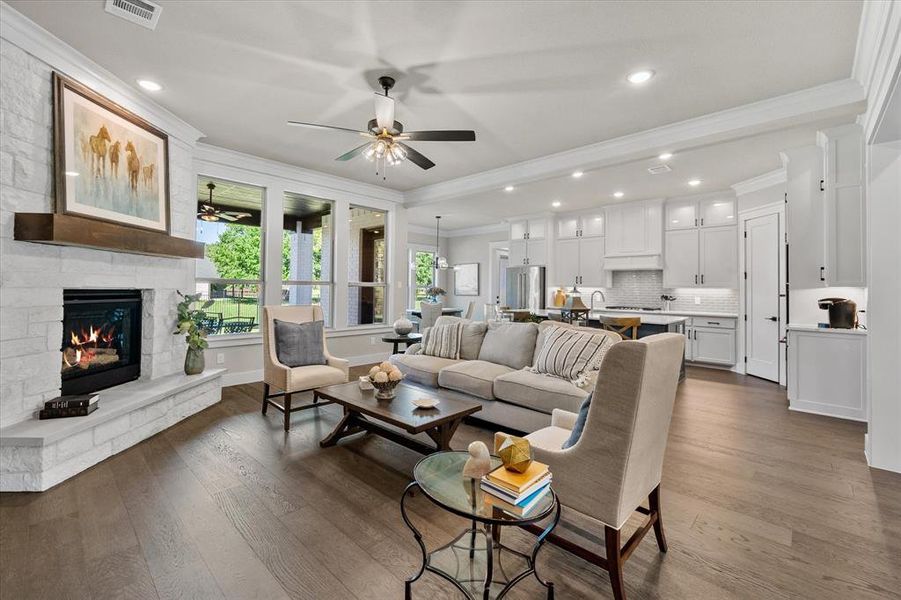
[287,75,476,176]
[197,182,252,222]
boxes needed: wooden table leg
[319,409,366,447]
[425,418,463,451]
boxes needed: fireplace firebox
[61,289,142,395]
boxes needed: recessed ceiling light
[64,171,79,177]
[137,79,162,92]
[688,179,702,187]
[658,152,673,161]
[551,201,561,207]
[571,171,583,179]
[504,185,514,192]
[627,70,654,84]
[613,191,624,198]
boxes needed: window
[409,248,436,310]
[195,177,263,336]
[347,205,387,326]
[282,192,334,327]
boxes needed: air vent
[104,0,162,30]
[647,164,672,175]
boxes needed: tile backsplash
[551,270,739,314]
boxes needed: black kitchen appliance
[817,297,858,329]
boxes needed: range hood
[603,255,663,271]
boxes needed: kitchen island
[534,308,689,334]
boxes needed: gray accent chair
[419,301,443,330]
[496,333,685,600]
[261,305,349,431]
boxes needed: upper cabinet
[510,218,546,240]
[784,124,866,289]
[665,199,698,230]
[556,210,605,239]
[699,197,736,227]
[663,195,738,288]
[665,195,735,230]
[509,218,548,265]
[604,199,663,261]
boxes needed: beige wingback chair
[496,333,684,600]
[262,305,349,431]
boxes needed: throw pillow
[532,325,613,384]
[459,321,489,360]
[422,321,464,359]
[273,319,326,367]
[477,321,539,370]
[562,393,592,449]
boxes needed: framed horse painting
[53,72,170,233]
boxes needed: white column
[262,181,284,308]
[332,199,350,329]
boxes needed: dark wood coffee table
[313,381,482,454]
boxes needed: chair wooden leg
[283,393,292,432]
[604,526,626,600]
[261,383,270,415]
[649,484,668,553]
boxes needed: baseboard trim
[788,404,866,423]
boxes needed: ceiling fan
[287,75,476,175]
[197,182,252,222]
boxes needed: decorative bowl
[412,396,440,409]
[369,374,403,399]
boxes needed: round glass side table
[401,451,560,600]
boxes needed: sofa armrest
[551,408,578,431]
[405,343,422,355]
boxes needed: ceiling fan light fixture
[627,70,655,84]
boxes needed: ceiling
[405,117,853,230]
[10,0,863,193]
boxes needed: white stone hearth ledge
[0,369,225,492]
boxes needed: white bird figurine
[462,441,491,479]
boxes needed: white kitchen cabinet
[527,239,547,266]
[665,199,698,230]
[787,327,866,421]
[691,327,737,365]
[699,226,738,287]
[527,218,546,240]
[510,220,528,241]
[552,236,609,286]
[555,211,604,240]
[605,199,663,258]
[509,219,548,265]
[556,215,580,240]
[784,145,825,289]
[509,240,526,266]
[822,124,866,287]
[580,211,605,237]
[699,197,736,227]
[554,238,580,285]
[510,218,546,241]
[663,229,699,287]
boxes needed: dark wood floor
[2,366,900,599]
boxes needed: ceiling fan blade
[200,204,215,211]
[218,214,239,222]
[287,121,371,137]
[374,94,395,130]
[399,130,476,142]
[396,142,435,170]
[223,211,252,218]
[335,143,372,161]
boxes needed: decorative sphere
[373,371,389,383]
[379,361,393,372]
[388,369,403,381]
[393,316,414,336]
[498,435,533,473]
[369,366,381,377]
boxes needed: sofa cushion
[438,360,515,400]
[389,353,461,387]
[424,317,488,360]
[478,321,539,370]
[493,369,589,414]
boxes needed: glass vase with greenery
[425,286,446,303]
[174,291,213,375]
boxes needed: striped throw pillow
[422,321,464,359]
[532,326,613,384]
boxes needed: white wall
[445,230,509,319]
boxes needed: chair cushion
[422,321,464,359]
[493,369,589,415]
[532,326,614,384]
[389,353,462,387]
[562,393,592,449]
[286,364,346,391]
[525,426,573,452]
[274,319,326,367]
[478,321,539,370]
[438,360,515,400]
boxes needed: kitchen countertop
[598,308,739,319]
[536,308,688,326]
[787,323,867,336]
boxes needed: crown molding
[0,2,204,143]
[853,0,901,142]
[443,223,508,238]
[403,78,864,207]
[731,169,787,196]
[407,224,436,237]
[194,143,404,206]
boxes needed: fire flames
[62,324,118,370]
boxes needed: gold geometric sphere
[497,435,533,473]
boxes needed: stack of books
[480,461,551,517]
[39,394,99,420]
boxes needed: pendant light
[434,216,448,270]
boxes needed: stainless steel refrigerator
[505,265,546,312]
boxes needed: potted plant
[425,286,446,303]
[174,291,213,375]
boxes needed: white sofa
[389,317,620,432]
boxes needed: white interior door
[745,213,780,382]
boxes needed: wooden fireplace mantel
[14,213,204,259]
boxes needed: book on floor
[43,394,99,409]
[39,403,99,420]
[484,482,551,517]
[480,472,552,505]
[485,461,549,494]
